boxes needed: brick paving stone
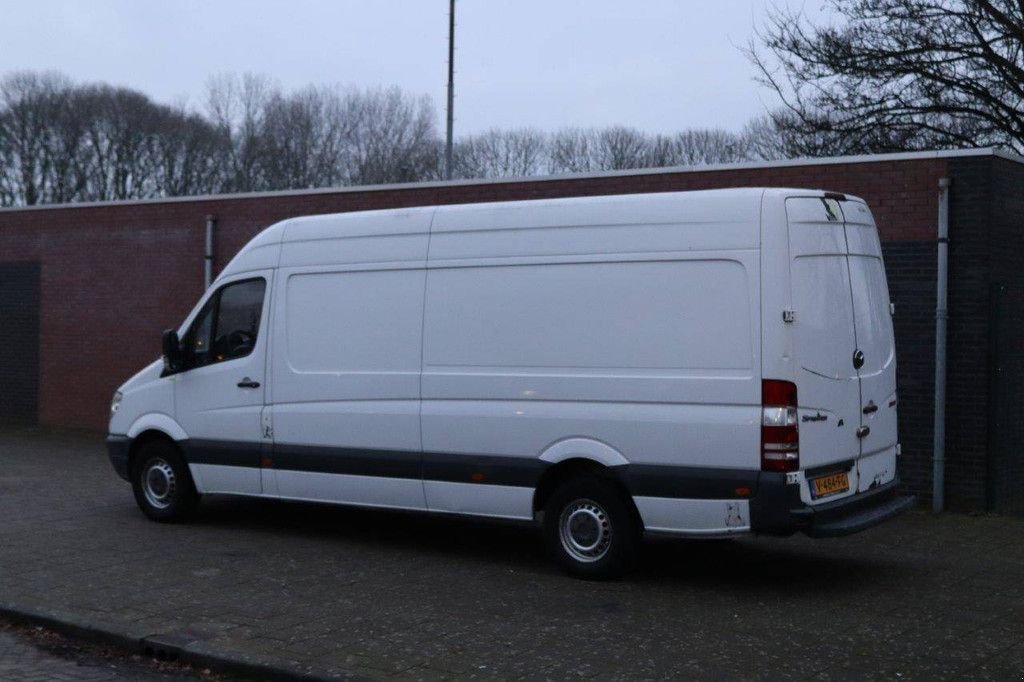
[1,426,1023,680]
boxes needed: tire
[130,440,199,523]
[543,475,640,580]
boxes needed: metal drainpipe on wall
[204,215,216,290]
[933,178,950,513]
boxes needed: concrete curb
[0,602,362,681]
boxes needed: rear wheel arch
[533,458,642,531]
[538,437,630,468]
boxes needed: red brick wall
[0,157,948,435]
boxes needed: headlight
[110,391,123,416]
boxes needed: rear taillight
[762,379,799,472]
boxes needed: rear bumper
[750,474,915,537]
[106,434,131,482]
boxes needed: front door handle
[237,378,261,389]
[862,402,878,414]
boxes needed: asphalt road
[1,427,1022,680]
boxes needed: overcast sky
[0,0,813,136]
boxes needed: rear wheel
[131,440,199,522]
[543,476,640,579]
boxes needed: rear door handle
[237,378,261,389]
[862,402,878,414]
[856,425,870,439]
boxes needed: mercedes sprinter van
[108,188,915,578]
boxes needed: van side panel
[266,210,432,509]
[422,193,763,530]
[424,260,753,372]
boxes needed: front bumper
[750,473,915,537]
[106,434,131,482]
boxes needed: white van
[107,188,915,578]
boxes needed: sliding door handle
[237,378,261,389]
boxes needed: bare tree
[0,72,230,205]
[151,106,229,197]
[741,114,787,161]
[741,111,849,160]
[342,86,439,185]
[205,77,446,190]
[548,128,596,173]
[40,84,92,204]
[0,68,779,206]
[77,84,170,200]
[592,126,653,170]
[0,72,75,205]
[548,125,763,174]
[259,86,353,190]
[548,126,653,173]
[648,129,749,166]
[749,0,1024,154]
[205,73,276,191]
[453,128,547,179]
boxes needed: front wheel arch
[127,430,180,479]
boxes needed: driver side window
[183,278,266,369]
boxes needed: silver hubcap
[142,458,176,510]
[559,499,612,563]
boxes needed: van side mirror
[162,329,183,373]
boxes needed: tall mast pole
[445,0,455,180]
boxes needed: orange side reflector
[260,456,273,468]
[470,472,486,482]
[735,486,752,497]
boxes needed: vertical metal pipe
[204,214,215,290]
[445,0,455,180]
[933,178,950,512]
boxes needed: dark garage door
[0,263,40,424]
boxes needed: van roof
[219,187,862,279]
[276,187,858,237]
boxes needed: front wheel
[543,476,640,580]
[131,440,199,522]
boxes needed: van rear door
[785,197,862,482]
[844,200,899,491]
